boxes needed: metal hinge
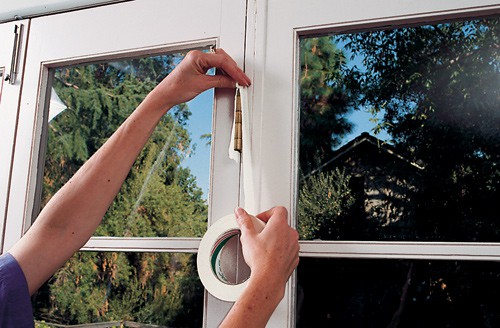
[234,88,242,152]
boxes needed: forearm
[39,93,168,240]
[10,93,170,294]
[9,48,251,296]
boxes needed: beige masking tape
[229,85,258,214]
[197,213,265,302]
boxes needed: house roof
[305,132,425,178]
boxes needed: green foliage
[298,169,356,240]
[41,252,202,325]
[340,19,499,165]
[338,18,499,240]
[296,17,500,328]
[298,19,499,242]
[34,55,205,326]
[299,37,357,176]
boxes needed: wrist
[142,85,175,115]
[247,270,286,306]
[219,264,287,328]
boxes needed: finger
[256,206,288,224]
[201,50,251,87]
[213,48,241,71]
[235,207,256,237]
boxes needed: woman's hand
[220,207,299,328]
[236,206,299,294]
[148,48,251,112]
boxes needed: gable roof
[305,132,425,178]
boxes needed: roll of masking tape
[197,213,266,302]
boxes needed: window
[297,258,500,327]
[33,251,204,326]
[298,17,499,242]
[0,20,28,253]
[32,51,213,325]
[246,1,500,326]
[2,0,498,327]
[296,13,499,328]
[41,52,211,238]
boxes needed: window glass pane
[297,258,500,327]
[298,17,499,241]
[42,50,212,237]
[32,251,203,327]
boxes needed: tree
[338,18,499,240]
[298,168,357,240]
[296,17,500,327]
[33,54,206,326]
[299,37,359,176]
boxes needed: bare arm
[8,49,251,295]
[220,207,300,328]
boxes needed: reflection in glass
[298,18,499,241]
[32,252,203,326]
[297,258,500,327]
[42,52,211,238]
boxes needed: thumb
[234,207,256,237]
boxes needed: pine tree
[34,54,205,326]
[338,18,499,240]
[299,37,358,176]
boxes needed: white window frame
[0,0,129,23]
[247,0,500,255]
[0,19,29,254]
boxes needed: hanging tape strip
[229,85,257,214]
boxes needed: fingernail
[234,207,246,218]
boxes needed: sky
[341,108,390,147]
[180,89,214,200]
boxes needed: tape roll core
[210,230,245,285]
